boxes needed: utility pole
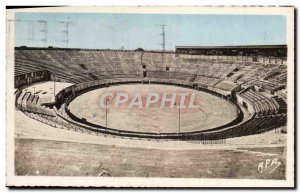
[54,79,56,97]
[105,97,110,128]
[160,24,166,51]
[11,19,48,46]
[175,101,181,134]
[159,24,166,68]
[60,18,72,48]
[179,104,181,134]
[50,75,56,98]
[12,18,74,47]
[38,20,48,47]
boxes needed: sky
[14,12,286,50]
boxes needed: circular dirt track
[68,84,238,134]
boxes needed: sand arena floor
[68,84,238,133]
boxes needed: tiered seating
[146,70,191,81]
[15,48,287,95]
[272,96,287,113]
[16,90,55,116]
[234,63,286,92]
[147,70,171,79]
[194,75,221,86]
[15,49,144,83]
[239,90,280,115]
[268,70,287,85]
[277,89,287,101]
[141,53,240,79]
[42,50,95,82]
[168,71,191,81]
[14,48,288,140]
[249,80,285,91]
[168,58,239,78]
[15,59,43,76]
[15,50,81,83]
[142,52,170,71]
[234,113,286,136]
[245,63,278,79]
[214,81,238,91]
[111,74,143,79]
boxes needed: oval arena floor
[68,84,238,133]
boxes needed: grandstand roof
[175,45,287,49]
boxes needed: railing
[15,77,287,140]
[54,78,255,140]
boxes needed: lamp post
[179,104,181,134]
[175,101,181,134]
[105,97,110,128]
[53,80,56,97]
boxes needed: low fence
[16,78,287,140]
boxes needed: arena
[68,84,238,133]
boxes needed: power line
[8,19,48,46]
[8,19,72,47]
